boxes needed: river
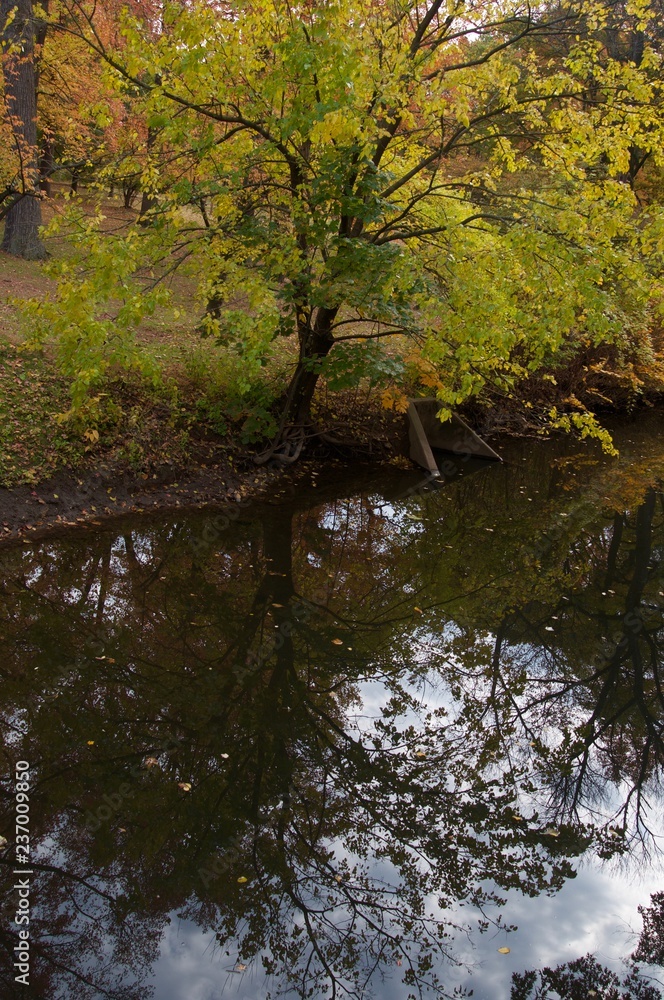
[1,416,663,999]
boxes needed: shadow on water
[1,418,664,998]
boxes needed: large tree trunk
[255,306,337,465]
[0,0,47,259]
[287,307,337,423]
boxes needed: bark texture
[1,0,47,259]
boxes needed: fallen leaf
[544,828,559,837]
[0,835,8,848]
[87,740,95,746]
[332,638,343,645]
[234,963,247,972]
[178,782,192,792]
[144,757,159,768]
[498,947,511,954]
[237,876,248,884]
[414,607,423,614]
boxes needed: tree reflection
[0,446,663,998]
[511,954,660,1000]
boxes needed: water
[1,417,664,999]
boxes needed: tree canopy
[5,0,664,451]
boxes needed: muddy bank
[0,450,287,543]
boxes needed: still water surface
[1,418,664,999]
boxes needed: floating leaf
[544,828,559,837]
[237,876,248,884]
[413,607,423,614]
[234,963,247,972]
[87,740,95,746]
[178,782,192,792]
[332,638,343,645]
[144,757,159,768]
[498,947,511,954]
[0,835,8,848]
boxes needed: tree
[511,954,661,1000]
[29,0,663,453]
[0,0,47,257]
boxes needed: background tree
[1,0,47,257]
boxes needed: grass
[0,188,297,486]
[0,341,87,486]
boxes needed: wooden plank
[407,400,501,472]
[407,402,440,476]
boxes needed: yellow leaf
[498,947,511,954]
[237,876,248,883]
[178,782,192,792]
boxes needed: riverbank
[2,192,663,539]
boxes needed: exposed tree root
[254,424,308,465]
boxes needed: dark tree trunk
[138,127,157,223]
[254,306,337,466]
[286,306,338,425]
[123,181,139,209]
[39,138,53,196]
[0,0,47,258]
